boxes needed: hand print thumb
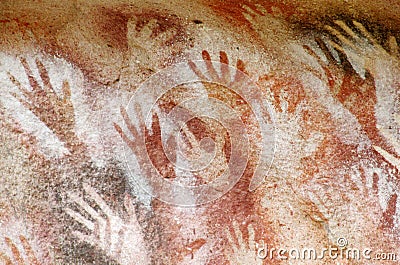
[117,50,275,206]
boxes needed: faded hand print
[0,236,41,265]
[225,221,262,265]
[65,183,150,265]
[8,57,85,157]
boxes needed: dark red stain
[95,7,131,51]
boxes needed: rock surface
[0,0,400,264]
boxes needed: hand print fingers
[7,73,38,111]
[373,145,400,171]
[178,121,201,152]
[352,20,381,48]
[120,106,140,139]
[114,122,135,151]
[114,106,142,150]
[324,23,361,53]
[302,43,328,80]
[35,59,57,96]
[103,217,112,250]
[65,207,95,231]
[232,221,246,252]
[242,4,265,19]
[66,186,115,253]
[4,237,24,265]
[71,230,96,246]
[83,183,114,218]
[241,4,258,18]
[388,36,400,58]
[67,191,101,221]
[114,228,126,262]
[7,72,33,99]
[307,191,330,222]
[19,236,40,265]
[325,38,346,55]
[123,194,138,222]
[219,51,231,83]
[93,220,112,250]
[334,20,363,43]
[247,224,256,252]
[188,60,208,80]
[315,37,338,64]
[9,91,34,114]
[202,50,220,82]
[231,59,247,87]
[19,58,42,93]
[236,59,246,73]
[226,225,239,254]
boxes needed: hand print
[8,58,84,156]
[315,21,400,167]
[127,13,187,70]
[0,236,41,265]
[324,20,399,75]
[225,221,262,265]
[189,50,247,89]
[65,183,149,265]
[303,37,377,123]
[114,105,178,180]
[188,49,274,191]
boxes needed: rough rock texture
[0,0,400,264]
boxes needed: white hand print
[65,183,149,265]
[324,20,399,76]
[225,221,263,265]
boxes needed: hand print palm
[65,183,149,265]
